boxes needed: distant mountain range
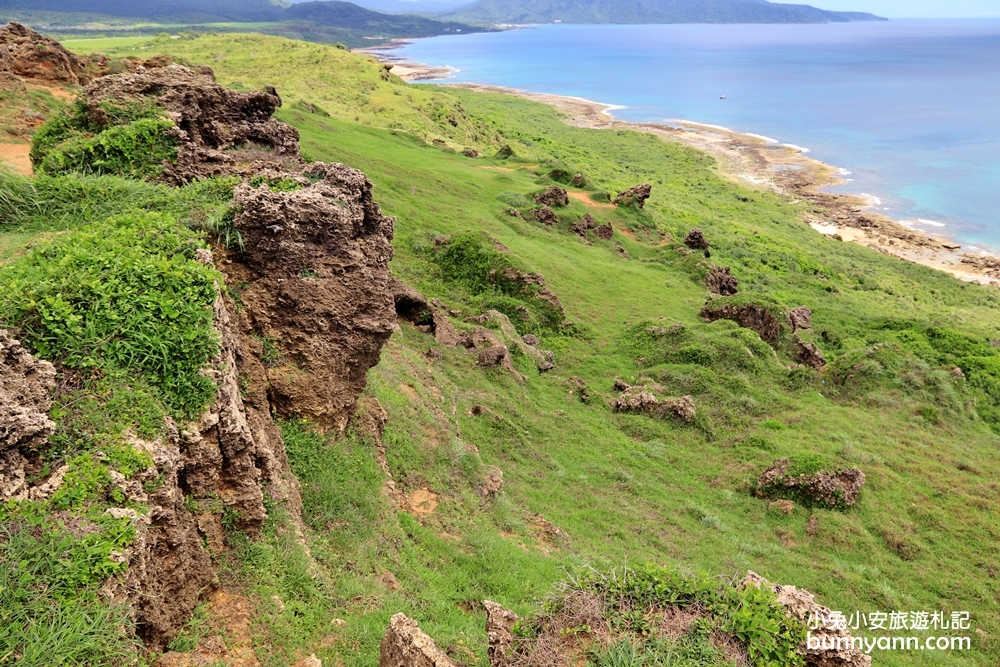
[0,0,479,34]
[440,0,887,25]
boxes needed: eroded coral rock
[82,63,300,183]
[533,206,559,225]
[796,339,827,369]
[535,186,569,207]
[0,22,92,84]
[700,301,784,344]
[613,183,652,209]
[788,306,813,332]
[379,613,458,667]
[705,266,739,296]
[0,330,57,500]
[684,228,710,250]
[595,222,614,240]
[390,278,462,347]
[612,384,696,423]
[756,458,865,509]
[231,163,395,433]
[484,601,519,667]
[741,572,872,667]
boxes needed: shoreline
[366,53,1000,287]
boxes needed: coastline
[373,55,1000,287]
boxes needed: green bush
[0,211,220,418]
[38,118,179,180]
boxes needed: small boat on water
[720,95,727,99]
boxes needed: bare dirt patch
[0,142,31,175]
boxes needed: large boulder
[700,300,784,344]
[0,22,92,85]
[231,162,396,433]
[81,63,300,183]
[612,383,696,424]
[379,613,457,667]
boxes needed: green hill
[0,31,994,667]
[441,0,886,25]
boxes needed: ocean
[392,20,1000,250]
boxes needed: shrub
[0,211,220,418]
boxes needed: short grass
[3,32,999,667]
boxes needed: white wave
[837,168,852,176]
[746,133,779,144]
[674,120,734,133]
[858,193,882,206]
[917,218,946,227]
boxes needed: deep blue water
[393,21,1000,249]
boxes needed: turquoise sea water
[393,21,1000,249]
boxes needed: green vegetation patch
[432,231,564,334]
[31,98,179,179]
[0,210,220,418]
[514,564,805,667]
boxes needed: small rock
[705,265,739,296]
[533,206,559,225]
[796,339,827,369]
[379,613,458,667]
[462,148,479,158]
[684,228,709,250]
[535,186,569,207]
[787,306,812,332]
[480,465,504,497]
[522,334,540,347]
[484,601,518,667]
[595,223,614,240]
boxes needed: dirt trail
[567,190,614,209]
[0,143,32,175]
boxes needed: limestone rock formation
[81,63,300,183]
[484,601,519,667]
[684,228,710,250]
[535,186,569,207]
[705,266,739,296]
[612,384,696,423]
[0,330,57,500]
[391,278,462,347]
[571,173,586,187]
[796,339,827,369]
[756,458,865,509]
[788,306,813,332]
[700,300,784,343]
[595,222,614,240]
[742,572,873,667]
[466,310,556,373]
[533,206,559,225]
[230,162,396,433]
[0,22,92,85]
[613,183,652,209]
[379,613,458,667]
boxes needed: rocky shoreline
[372,55,1000,287]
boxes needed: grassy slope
[3,33,992,666]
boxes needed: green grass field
[2,31,999,667]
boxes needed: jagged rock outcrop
[81,63,300,183]
[611,383,696,423]
[788,306,813,332]
[533,206,559,225]
[741,572,873,667]
[700,300,784,344]
[535,186,569,207]
[705,266,739,296]
[0,22,92,85]
[465,310,556,373]
[613,183,652,209]
[797,339,827,369]
[684,228,710,250]
[595,222,614,240]
[572,213,597,241]
[108,290,305,650]
[0,330,57,500]
[484,601,519,667]
[379,613,458,667]
[756,458,865,509]
[391,278,462,347]
[229,162,396,433]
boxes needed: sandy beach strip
[361,52,1000,287]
